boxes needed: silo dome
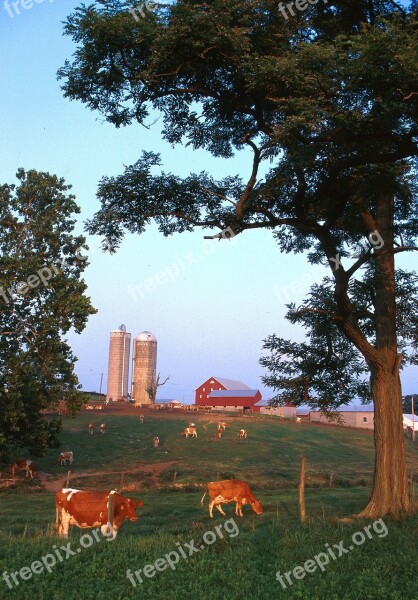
[135,331,157,342]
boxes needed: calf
[55,488,144,539]
[56,452,74,466]
[11,459,37,479]
[201,479,263,518]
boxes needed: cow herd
[8,415,263,540]
[178,421,248,441]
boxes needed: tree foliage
[0,169,96,460]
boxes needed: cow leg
[59,510,71,537]
[215,503,226,517]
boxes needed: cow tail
[200,489,207,507]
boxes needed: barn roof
[212,377,251,390]
[311,402,374,413]
[208,389,260,398]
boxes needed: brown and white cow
[238,429,248,439]
[201,479,263,518]
[11,459,37,479]
[55,488,144,539]
[218,421,230,430]
[56,451,74,466]
[181,426,197,438]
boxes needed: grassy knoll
[1,413,417,599]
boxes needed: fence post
[299,456,306,524]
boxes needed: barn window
[363,417,368,422]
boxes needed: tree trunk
[358,362,410,518]
[357,191,409,518]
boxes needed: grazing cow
[139,414,144,423]
[56,452,74,466]
[99,423,106,434]
[11,459,37,479]
[201,479,263,518]
[55,488,144,539]
[88,423,94,435]
[218,422,230,430]
[153,436,160,448]
[238,429,248,439]
[181,427,197,438]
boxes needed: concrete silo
[106,325,131,402]
[131,331,157,405]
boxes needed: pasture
[1,412,417,599]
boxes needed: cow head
[250,499,263,515]
[119,497,144,522]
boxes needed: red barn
[195,377,262,413]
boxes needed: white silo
[106,325,131,402]
[131,331,157,405]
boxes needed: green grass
[1,413,417,599]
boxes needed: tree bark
[358,361,410,517]
[357,191,409,517]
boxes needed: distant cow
[56,452,74,466]
[153,436,160,448]
[99,423,106,434]
[11,459,37,479]
[181,427,197,438]
[55,488,144,539]
[238,429,248,439]
[88,423,94,435]
[201,479,263,518]
[218,422,230,430]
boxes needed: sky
[1,1,417,403]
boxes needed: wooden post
[299,456,306,524]
[66,471,71,488]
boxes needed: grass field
[1,412,417,599]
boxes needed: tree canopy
[58,0,418,515]
[0,169,96,460]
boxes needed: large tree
[58,0,418,516]
[0,169,96,461]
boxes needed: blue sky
[1,1,417,402]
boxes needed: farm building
[195,377,262,412]
[403,414,418,431]
[257,401,297,418]
[309,402,375,429]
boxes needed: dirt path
[42,460,179,492]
